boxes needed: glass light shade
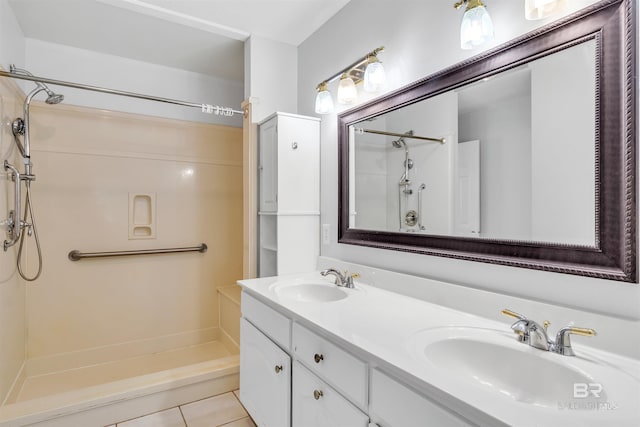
[337,75,358,104]
[364,60,386,93]
[460,4,494,50]
[525,0,567,20]
[315,89,334,114]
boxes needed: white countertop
[238,271,640,427]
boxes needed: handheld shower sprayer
[4,65,65,281]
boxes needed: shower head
[10,65,64,104]
[45,92,64,104]
[391,137,406,148]
[391,130,414,148]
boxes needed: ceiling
[8,0,351,82]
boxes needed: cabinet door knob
[313,389,323,400]
[274,365,283,373]
[292,141,298,150]
[314,353,324,363]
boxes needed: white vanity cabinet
[257,112,320,277]
[239,290,475,427]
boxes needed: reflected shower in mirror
[349,40,596,246]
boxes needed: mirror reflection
[349,40,596,246]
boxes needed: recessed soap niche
[129,193,157,239]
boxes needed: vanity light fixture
[454,0,494,50]
[524,0,567,20]
[314,46,385,114]
[337,74,358,104]
[314,81,334,114]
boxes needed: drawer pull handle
[313,390,323,400]
[274,365,283,373]
[314,353,324,363]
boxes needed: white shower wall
[0,0,26,405]
[0,72,26,405]
[22,102,243,365]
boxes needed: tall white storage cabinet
[258,113,320,277]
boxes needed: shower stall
[0,67,244,426]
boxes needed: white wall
[298,0,640,319]
[0,0,24,71]
[244,35,297,123]
[531,41,596,245]
[459,85,532,240]
[24,39,244,127]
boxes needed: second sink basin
[407,327,607,407]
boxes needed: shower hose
[16,177,43,282]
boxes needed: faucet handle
[501,308,527,320]
[345,273,360,289]
[554,326,597,356]
[502,309,531,342]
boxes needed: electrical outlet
[322,224,330,245]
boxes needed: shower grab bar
[3,160,21,251]
[68,243,208,261]
[418,183,426,231]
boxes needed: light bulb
[460,0,494,50]
[525,0,566,20]
[337,74,358,104]
[364,59,386,93]
[315,83,334,114]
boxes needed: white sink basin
[272,282,348,303]
[407,327,611,407]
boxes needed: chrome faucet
[502,309,596,356]
[320,268,359,288]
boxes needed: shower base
[0,340,239,427]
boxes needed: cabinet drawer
[242,291,291,351]
[370,369,471,427]
[292,323,367,408]
[293,362,368,427]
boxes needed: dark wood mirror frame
[338,0,636,282]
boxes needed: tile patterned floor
[108,391,255,427]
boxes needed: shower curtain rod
[354,127,445,144]
[0,70,245,117]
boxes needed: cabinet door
[276,115,320,213]
[292,362,369,427]
[259,117,278,212]
[239,319,290,427]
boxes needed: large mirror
[338,0,636,282]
